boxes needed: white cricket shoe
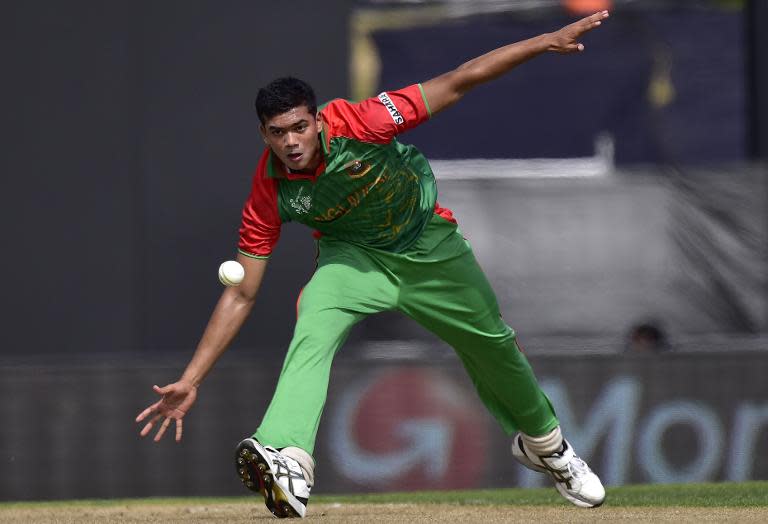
[235,438,311,518]
[511,432,605,508]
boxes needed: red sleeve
[238,150,282,258]
[321,84,431,145]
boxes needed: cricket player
[137,11,610,517]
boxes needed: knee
[288,310,359,359]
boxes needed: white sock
[281,447,316,488]
[521,426,563,456]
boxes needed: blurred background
[2,0,766,500]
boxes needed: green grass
[1,482,766,509]
[314,481,768,507]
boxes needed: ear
[315,111,324,134]
[259,124,268,144]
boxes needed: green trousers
[254,214,558,455]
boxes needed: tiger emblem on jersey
[343,159,372,179]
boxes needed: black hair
[254,77,317,124]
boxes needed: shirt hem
[418,83,432,118]
[238,249,271,260]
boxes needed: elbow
[237,287,259,305]
[226,285,258,307]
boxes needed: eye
[295,123,308,133]
[272,129,283,136]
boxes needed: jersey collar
[265,147,326,181]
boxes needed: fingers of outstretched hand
[153,383,170,395]
[137,383,192,442]
[560,10,608,53]
[556,41,584,54]
[136,384,170,423]
[135,400,160,423]
[580,10,609,31]
[140,413,163,437]
[153,416,173,442]
[175,419,184,442]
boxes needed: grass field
[1,482,767,523]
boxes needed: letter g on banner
[327,368,489,490]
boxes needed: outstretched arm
[176,254,268,388]
[421,10,609,115]
[135,253,268,442]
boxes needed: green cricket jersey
[238,84,455,258]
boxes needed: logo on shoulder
[377,92,405,125]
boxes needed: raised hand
[548,10,609,54]
[135,381,198,442]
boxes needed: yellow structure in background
[350,6,449,101]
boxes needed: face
[260,105,323,172]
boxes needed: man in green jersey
[137,11,610,518]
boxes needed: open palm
[549,10,609,54]
[135,382,198,442]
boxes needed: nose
[284,131,299,148]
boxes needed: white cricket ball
[218,260,245,286]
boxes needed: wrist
[179,375,201,389]
[541,32,558,53]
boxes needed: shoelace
[567,456,591,480]
[270,451,306,482]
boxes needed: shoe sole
[555,483,604,508]
[235,439,304,518]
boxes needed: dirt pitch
[2,502,768,523]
